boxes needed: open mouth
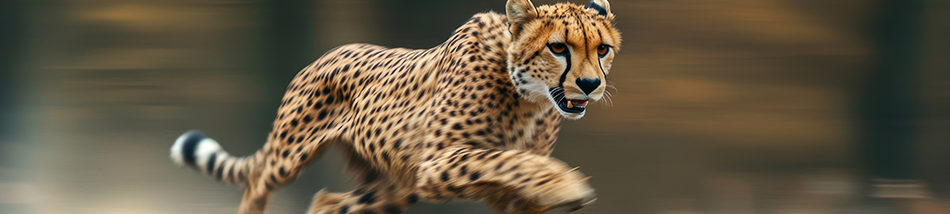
[550,87,587,114]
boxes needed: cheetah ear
[586,0,611,17]
[506,0,537,36]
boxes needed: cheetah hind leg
[238,136,339,214]
[239,103,352,214]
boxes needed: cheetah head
[505,0,621,120]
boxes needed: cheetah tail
[169,130,263,186]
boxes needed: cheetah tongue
[569,99,588,108]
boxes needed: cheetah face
[506,0,621,120]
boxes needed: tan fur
[171,0,621,213]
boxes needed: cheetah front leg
[307,173,418,214]
[416,147,596,214]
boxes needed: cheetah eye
[597,44,610,57]
[547,43,568,55]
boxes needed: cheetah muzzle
[549,87,588,114]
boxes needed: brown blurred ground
[1,0,949,213]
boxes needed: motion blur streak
[0,0,948,213]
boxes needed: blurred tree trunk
[260,0,317,97]
[858,0,923,180]
[0,0,22,143]
[0,2,27,213]
[0,0,23,175]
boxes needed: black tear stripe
[586,2,608,16]
[598,56,606,77]
[557,29,573,88]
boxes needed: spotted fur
[170,0,620,213]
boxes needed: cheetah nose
[575,78,600,95]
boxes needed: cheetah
[169,0,621,213]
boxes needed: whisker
[606,84,618,93]
[603,83,617,107]
[604,91,614,107]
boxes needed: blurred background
[1,0,949,213]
